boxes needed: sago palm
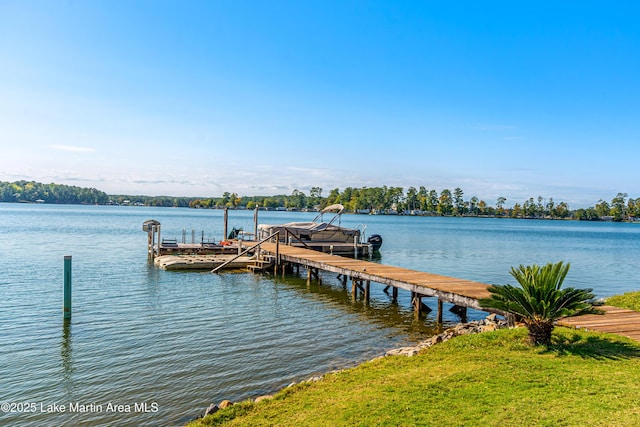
[479,261,600,346]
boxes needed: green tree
[524,197,537,217]
[453,187,464,215]
[595,199,610,218]
[537,196,545,216]
[289,189,306,209]
[427,190,438,213]
[479,261,600,346]
[405,186,418,212]
[309,187,322,209]
[545,197,555,216]
[325,188,341,206]
[611,192,628,221]
[477,199,487,215]
[553,201,570,218]
[418,186,428,211]
[438,189,453,215]
[511,203,522,218]
[470,196,479,216]
[629,198,640,218]
[496,197,507,216]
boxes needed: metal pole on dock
[223,207,228,241]
[63,255,72,319]
[253,205,258,241]
[354,235,358,258]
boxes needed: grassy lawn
[189,327,640,427]
[607,291,640,312]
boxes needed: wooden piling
[412,293,422,317]
[364,280,370,304]
[147,228,153,258]
[155,224,161,257]
[63,256,72,319]
[437,299,443,324]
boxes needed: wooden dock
[248,242,495,321]
[246,242,640,341]
[559,305,640,341]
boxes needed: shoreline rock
[385,313,508,357]
[196,314,509,420]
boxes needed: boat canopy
[313,204,344,225]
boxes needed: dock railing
[283,227,311,249]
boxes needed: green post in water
[64,255,72,319]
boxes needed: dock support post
[413,293,422,317]
[307,267,312,285]
[147,227,154,258]
[437,299,443,324]
[392,286,398,301]
[156,225,161,257]
[364,280,370,304]
[63,255,72,319]
[351,278,357,298]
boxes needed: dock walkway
[559,305,640,341]
[253,242,494,316]
[249,242,640,342]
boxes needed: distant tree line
[2,181,639,222]
[0,180,109,205]
[190,186,640,222]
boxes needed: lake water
[1,204,639,426]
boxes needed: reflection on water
[60,319,74,397]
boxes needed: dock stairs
[247,253,276,272]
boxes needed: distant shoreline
[2,180,638,223]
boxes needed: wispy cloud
[49,145,96,153]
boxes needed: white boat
[257,204,382,257]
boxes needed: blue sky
[1,1,638,207]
